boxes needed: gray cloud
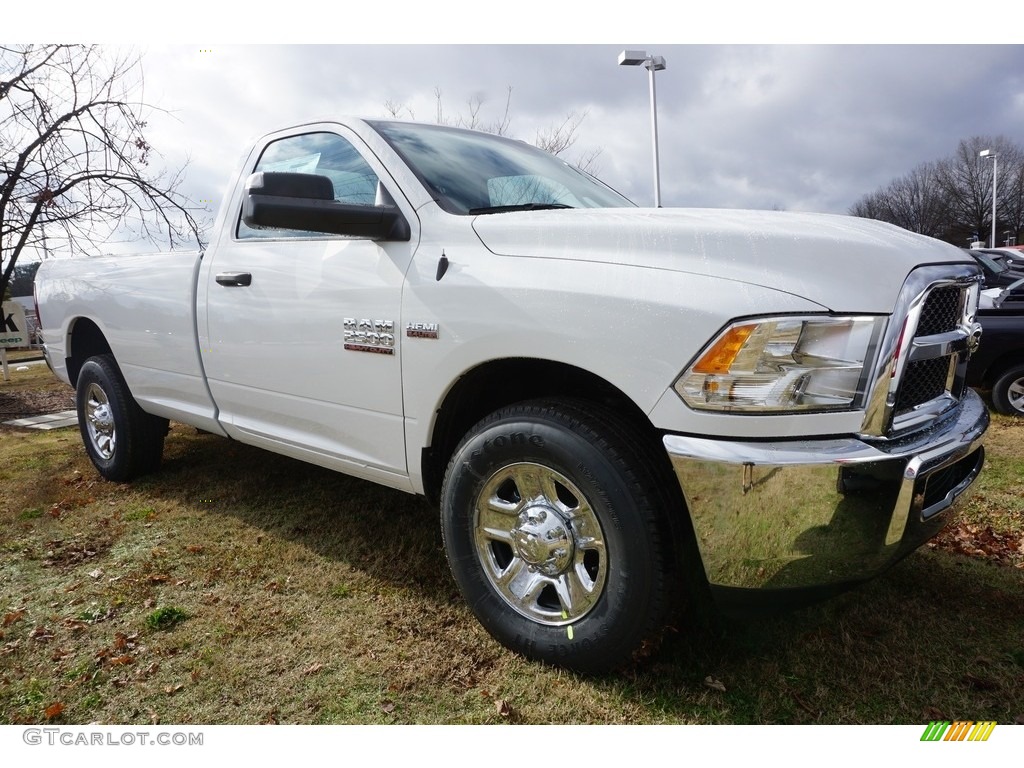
[37,43,1024,252]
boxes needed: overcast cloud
[8,5,1024,254]
[132,44,1023,217]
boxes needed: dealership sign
[1,301,28,348]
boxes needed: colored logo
[921,721,996,742]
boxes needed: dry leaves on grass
[703,676,727,692]
[929,522,1024,567]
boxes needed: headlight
[674,315,886,413]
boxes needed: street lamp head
[618,50,649,66]
[980,149,995,159]
[647,55,667,72]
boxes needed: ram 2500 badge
[34,119,988,672]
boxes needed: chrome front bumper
[664,390,988,595]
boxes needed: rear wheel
[76,354,167,481]
[440,400,678,673]
[991,364,1024,416]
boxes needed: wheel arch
[65,317,113,387]
[980,351,1024,387]
[421,357,662,505]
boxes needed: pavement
[3,410,79,430]
[2,352,77,430]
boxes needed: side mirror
[242,172,410,241]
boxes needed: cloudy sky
[9,4,1024,252]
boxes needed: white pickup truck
[35,118,988,672]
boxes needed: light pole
[618,49,666,208]
[980,149,998,248]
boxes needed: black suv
[967,248,1024,288]
[967,279,1024,416]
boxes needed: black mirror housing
[242,171,410,241]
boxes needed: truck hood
[471,208,973,313]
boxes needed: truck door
[199,128,417,490]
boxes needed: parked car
[980,247,1024,270]
[968,279,1024,416]
[966,248,1024,288]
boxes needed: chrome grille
[860,264,982,439]
[914,285,962,336]
[895,357,950,412]
[889,276,978,430]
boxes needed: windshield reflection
[368,120,635,215]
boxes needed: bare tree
[996,143,1024,246]
[882,162,948,238]
[935,137,999,245]
[535,109,603,175]
[851,135,1024,247]
[0,44,202,301]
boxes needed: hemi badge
[406,322,439,340]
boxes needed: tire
[992,364,1024,416]
[440,400,677,673]
[76,354,168,481]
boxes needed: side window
[237,132,380,239]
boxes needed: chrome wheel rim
[473,462,607,626]
[1008,377,1024,414]
[84,382,116,460]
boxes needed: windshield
[368,120,635,215]
[974,252,1008,274]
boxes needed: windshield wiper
[468,203,575,214]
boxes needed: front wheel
[76,354,168,481]
[991,364,1024,417]
[440,400,676,673]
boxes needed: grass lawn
[1,364,1022,725]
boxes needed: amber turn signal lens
[691,324,755,375]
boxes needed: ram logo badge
[344,318,395,355]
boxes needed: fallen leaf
[495,699,512,717]
[163,684,184,695]
[44,702,64,720]
[109,655,135,666]
[30,626,54,643]
[703,675,727,692]
[961,674,1000,691]
[303,663,325,676]
[88,569,103,580]
[186,545,205,554]
[2,610,25,627]
[380,700,396,714]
